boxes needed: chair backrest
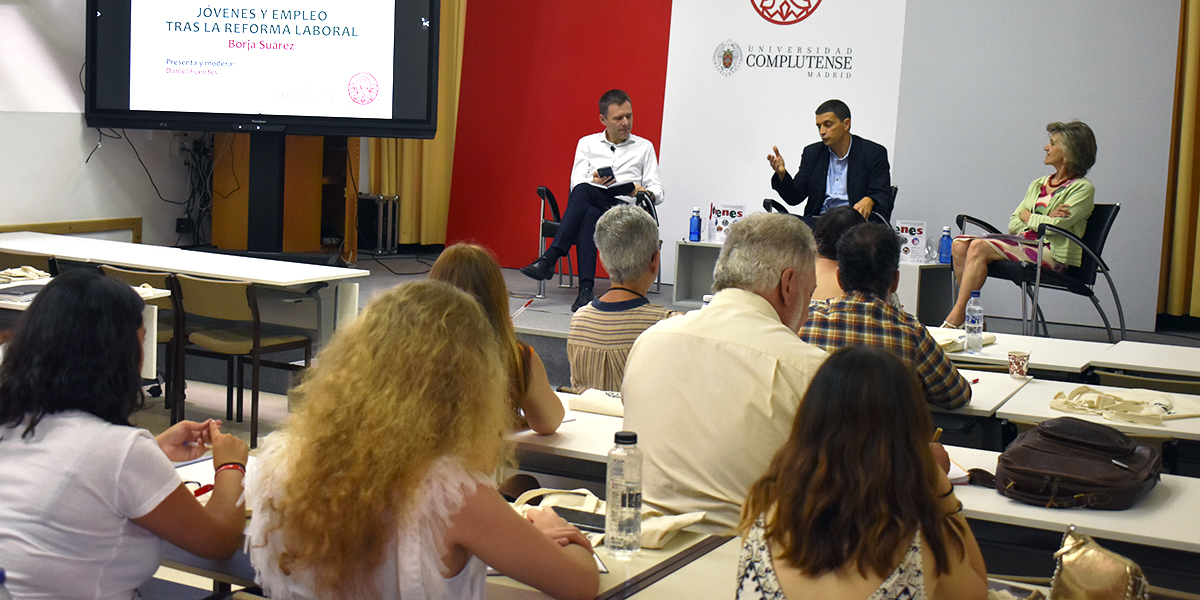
[1065,203,1120,286]
[537,186,562,223]
[175,273,255,323]
[100,264,174,311]
[0,251,57,276]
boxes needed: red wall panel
[446,0,673,270]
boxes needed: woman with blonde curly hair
[244,280,598,600]
[430,243,565,434]
[737,346,987,600]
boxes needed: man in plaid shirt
[800,223,971,409]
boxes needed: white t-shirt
[0,411,182,600]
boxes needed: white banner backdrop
[656,0,908,286]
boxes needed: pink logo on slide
[348,72,379,105]
[751,0,822,25]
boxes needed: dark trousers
[548,184,621,288]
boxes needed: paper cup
[1008,350,1030,378]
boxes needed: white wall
[0,1,193,246]
[891,1,1179,333]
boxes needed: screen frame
[83,0,440,139]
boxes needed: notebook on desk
[0,284,43,303]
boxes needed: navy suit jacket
[770,134,893,221]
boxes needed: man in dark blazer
[767,99,893,222]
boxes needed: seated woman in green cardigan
[943,120,1097,328]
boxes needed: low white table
[673,241,721,308]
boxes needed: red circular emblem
[347,72,379,105]
[751,0,822,25]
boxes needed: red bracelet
[215,462,246,476]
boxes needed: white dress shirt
[569,131,664,204]
[621,288,828,534]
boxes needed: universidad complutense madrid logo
[713,40,744,77]
[751,0,822,25]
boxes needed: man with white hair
[621,213,829,534]
[567,204,678,392]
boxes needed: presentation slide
[127,0,395,118]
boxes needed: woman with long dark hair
[737,346,987,600]
[0,268,248,599]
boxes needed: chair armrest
[635,192,660,225]
[955,214,1001,235]
[537,186,562,222]
[1036,223,1112,273]
[763,198,790,214]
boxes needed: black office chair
[955,203,1125,342]
[534,186,574,299]
[633,191,663,294]
[762,185,897,226]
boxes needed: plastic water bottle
[606,431,642,558]
[689,208,702,242]
[0,568,13,600]
[938,226,953,264]
[965,291,984,354]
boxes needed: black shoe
[571,287,595,312]
[520,256,556,281]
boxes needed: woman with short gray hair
[567,205,679,392]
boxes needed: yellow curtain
[366,0,467,245]
[1160,0,1200,316]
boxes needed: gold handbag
[1049,525,1149,600]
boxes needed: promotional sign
[657,0,909,282]
[708,203,746,243]
[895,220,927,264]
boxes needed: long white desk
[995,379,1200,442]
[510,410,620,464]
[938,368,1032,417]
[950,446,1200,554]
[488,532,728,600]
[0,278,166,379]
[1089,340,1200,378]
[929,326,1113,374]
[0,232,369,345]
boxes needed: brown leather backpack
[994,417,1161,510]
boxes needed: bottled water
[938,226,953,264]
[965,291,984,354]
[0,568,13,600]
[605,431,642,558]
[689,208,702,242]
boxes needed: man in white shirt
[621,213,828,534]
[521,89,665,312]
